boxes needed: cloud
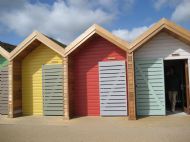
[154,0,168,10]
[0,0,26,11]
[0,0,134,44]
[153,0,190,23]
[154,0,180,10]
[171,0,190,22]
[112,24,154,42]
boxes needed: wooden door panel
[135,58,166,115]
[99,61,127,116]
[42,64,64,116]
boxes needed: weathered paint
[70,35,126,116]
[22,45,62,115]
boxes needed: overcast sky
[0,0,190,45]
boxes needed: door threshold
[166,110,187,116]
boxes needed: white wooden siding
[135,32,190,88]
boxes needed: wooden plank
[137,110,165,115]
[100,92,127,96]
[43,107,63,111]
[43,75,62,79]
[100,103,127,107]
[99,66,125,70]
[101,107,127,111]
[99,73,126,78]
[43,93,63,96]
[43,64,63,69]
[100,96,127,100]
[43,86,63,90]
[99,70,125,74]
[99,76,125,83]
[43,90,63,93]
[42,104,63,107]
[43,79,62,83]
[100,111,127,116]
[99,61,125,66]
[43,111,63,115]
[100,83,126,86]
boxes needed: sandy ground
[0,115,190,142]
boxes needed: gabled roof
[10,31,65,60]
[0,41,16,52]
[129,18,190,53]
[64,24,129,56]
[0,41,16,59]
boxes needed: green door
[135,59,166,115]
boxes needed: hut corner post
[63,57,70,120]
[8,60,22,118]
[8,61,13,118]
[127,53,137,120]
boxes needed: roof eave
[129,18,190,53]
[10,31,65,60]
[64,24,129,57]
[0,46,10,60]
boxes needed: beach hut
[0,42,16,115]
[8,31,66,117]
[64,24,134,119]
[128,18,190,119]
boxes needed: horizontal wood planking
[0,66,8,114]
[134,32,190,89]
[42,64,64,116]
[134,32,190,116]
[70,35,126,116]
[22,44,62,116]
[134,32,190,59]
[135,59,166,115]
[99,61,127,116]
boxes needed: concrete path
[0,115,190,142]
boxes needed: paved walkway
[0,115,190,142]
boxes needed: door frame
[164,58,190,114]
[184,60,190,114]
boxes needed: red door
[72,35,126,116]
